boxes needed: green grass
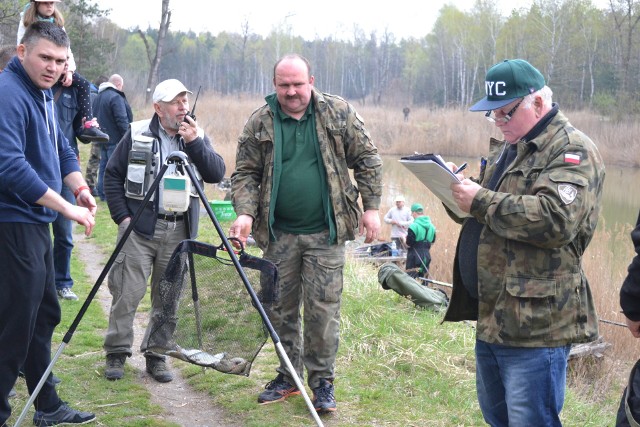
[7,196,624,426]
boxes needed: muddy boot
[105,353,126,380]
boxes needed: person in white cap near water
[383,194,413,251]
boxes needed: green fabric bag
[378,262,448,310]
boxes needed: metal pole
[178,152,323,426]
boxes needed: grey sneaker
[145,356,173,383]
[9,387,16,398]
[57,288,78,301]
[312,378,337,413]
[105,353,126,380]
[258,373,301,404]
[32,401,95,425]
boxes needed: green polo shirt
[273,104,327,234]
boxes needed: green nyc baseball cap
[470,59,545,112]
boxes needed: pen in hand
[454,162,468,174]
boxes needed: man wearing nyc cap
[102,78,226,382]
[443,58,605,426]
[383,195,413,250]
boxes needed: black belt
[157,213,184,221]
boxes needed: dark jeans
[52,185,75,290]
[97,144,116,200]
[0,223,62,424]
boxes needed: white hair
[522,85,553,109]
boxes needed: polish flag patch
[564,153,581,164]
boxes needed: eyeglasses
[485,98,523,123]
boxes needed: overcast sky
[103,0,612,41]
[103,0,498,41]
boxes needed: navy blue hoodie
[0,56,79,224]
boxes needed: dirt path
[73,231,241,427]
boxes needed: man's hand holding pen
[447,161,481,214]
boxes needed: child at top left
[17,0,109,144]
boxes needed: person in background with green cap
[443,58,605,426]
[405,203,435,279]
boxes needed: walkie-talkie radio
[184,86,201,123]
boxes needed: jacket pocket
[497,275,555,341]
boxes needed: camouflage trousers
[264,229,345,389]
[84,142,101,189]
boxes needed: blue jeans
[97,144,116,200]
[52,185,75,290]
[475,339,571,427]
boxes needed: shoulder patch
[564,153,581,164]
[558,184,578,204]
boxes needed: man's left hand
[626,316,640,338]
[360,209,380,243]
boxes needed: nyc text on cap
[153,79,192,103]
[469,59,545,112]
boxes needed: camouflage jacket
[444,110,606,347]
[230,88,382,250]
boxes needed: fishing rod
[419,277,452,288]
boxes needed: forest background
[0,0,639,119]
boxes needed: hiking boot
[104,353,126,380]
[77,122,109,144]
[145,356,173,383]
[57,287,78,301]
[32,401,95,426]
[312,378,337,413]
[257,373,301,404]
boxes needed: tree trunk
[140,0,171,103]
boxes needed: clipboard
[399,154,470,218]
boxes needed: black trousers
[0,222,61,423]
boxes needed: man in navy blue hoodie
[0,22,97,426]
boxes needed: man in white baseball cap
[152,79,192,103]
[102,78,226,383]
[383,194,412,251]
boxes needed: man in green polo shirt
[229,53,383,414]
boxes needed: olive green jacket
[230,89,383,250]
[444,110,606,347]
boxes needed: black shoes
[145,356,173,383]
[77,124,109,144]
[312,378,337,413]
[32,401,95,426]
[257,373,301,404]
[104,353,126,380]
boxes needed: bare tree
[139,0,171,103]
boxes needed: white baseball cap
[395,195,405,202]
[152,79,192,103]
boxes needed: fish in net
[144,239,278,376]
